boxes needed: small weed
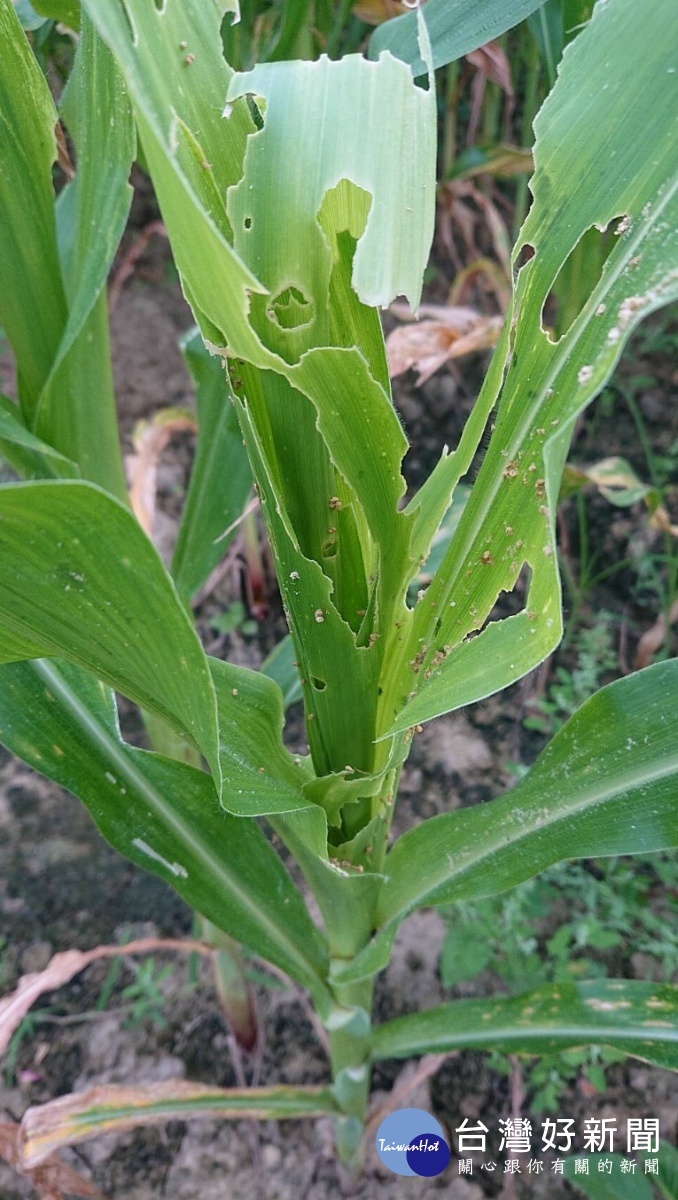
[209,600,259,638]
[524,613,619,737]
[440,854,678,1112]
[119,958,173,1030]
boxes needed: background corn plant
[0,0,677,1178]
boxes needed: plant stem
[327,976,374,1168]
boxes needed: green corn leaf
[0,658,330,1002]
[11,0,49,30]
[36,293,127,497]
[261,635,303,709]
[0,0,67,406]
[232,377,383,778]
[21,1080,338,1168]
[225,53,434,311]
[36,9,133,495]
[376,662,678,933]
[386,0,678,735]
[369,0,547,75]
[370,980,678,1071]
[564,1154,655,1199]
[171,331,252,603]
[0,2,132,495]
[0,482,219,769]
[210,657,314,817]
[32,0,79,26]
[649,1141,678,1200]
[82,0,435,786]
[0,394,79,480]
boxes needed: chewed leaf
[386,0,678,735]
[226,49,435,311]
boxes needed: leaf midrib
[34,659,329,997]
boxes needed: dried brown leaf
[351,0,410,24]
[648,503,678,538]
[466,41,514,101]
[466,40,514,146]
[634,599,678,670]
[0,1120,105,1200]
[0,938,211,1056]
[386,307,502,384]
[20,1081,334,1167]
[125,408,196,536]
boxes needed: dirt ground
[1,223,677,1199]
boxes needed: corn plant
[0,0,677,1177]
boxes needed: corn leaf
[0,482,219,766]
[261,635,303,709]
[370,980,678,1070]
[369,0,547,75]
[0,4,131,495]
[387,0,678,735]
[0,658,330,1001]
[170,331,251,603]
[210,657,314,816]
[331,661,678,984]
[21,1080,338,1169]
[377,661,678,927]
[83,0,434,789]
[0,481,320,826]
[0,0,67,406]
[564,1155,654,1199]
[650,1142,678,1200]
[0,394,78,480]
[32,0,80,25]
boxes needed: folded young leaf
[0,0,68,407]
[0,3,131,496]
[0,482,219,771]
[0,395,79,481]
[261,635,303,709]
[171,332,252,602]
[210,657,315,817]
[0,658,329,1002]
[33,9,134,495]
[371,980,678,1070]
[377,661,678,930]
[226,51,434,310]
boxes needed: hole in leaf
[311,678,326,692]
[266,286,313,331]
[245,94,265,130]
[244,216,252,230]
[514,242,534,272]
[317,178,371,245]
[542,223,617,341]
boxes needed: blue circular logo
[406,1132,451,1177]
[375,1108,450,1177]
